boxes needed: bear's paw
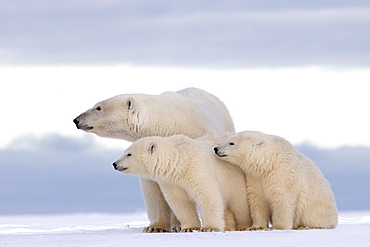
[200,227,221,232]
[143,226,170,233]
[180,227,201,233]
[247,226,270,231]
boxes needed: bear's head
[112,137,160,178]
[214,131,266,170]
[73,95,140,141]
[113,135,192,181]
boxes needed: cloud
[0,133,369,214]
[297,144,370,211]
[0,134,144,214]
[1,0,369,68]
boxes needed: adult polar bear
[73,88,235,232]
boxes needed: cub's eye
[229,142,235,145]
[96,106,101,111]
[127,153,132,157]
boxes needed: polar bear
[73,88,234,141]
[73,88,235,232]
[113,135,251,232]
[214,131,338,230]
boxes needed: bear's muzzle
[73,117,93,130]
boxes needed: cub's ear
[252,139,265,148]
[149,142,157,155]
[125,97,135,110]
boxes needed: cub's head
[214,131,266,167]
[73,95,139,141]
[112,137,160,178]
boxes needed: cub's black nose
[73,118,79,128]
[214,147,219,154]
[113,162,118,170]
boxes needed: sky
[1,0,370,68]
[1,66,370,150]
[1,0,369,149]
[0,0,369,214]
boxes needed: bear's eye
[229,142,235,145]
[96,106,102,111]
[127,153,132,157]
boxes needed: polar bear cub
[214,131,338,230]
[113,134,251,232]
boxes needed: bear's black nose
[214,147,219,154]
[112,162,118,170]
[73,118,79,128]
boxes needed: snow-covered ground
[1,211,369,247]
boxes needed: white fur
[215,131,338,230]
[74,88,235,232]
[74,88,234,141]
[114,135,251,232]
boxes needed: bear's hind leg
[170,211,181,232]
[229,194,252,231]
[270,193,296,230]
[223,207,236,231]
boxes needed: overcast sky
[1,68,369,149]
[1,0,370,67]
[1,1,369,214]
[1,134,369,214]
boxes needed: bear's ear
[253,140,265,148]
[125,97,135,110]
[149,142,157,155]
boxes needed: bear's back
[175,88,235,134]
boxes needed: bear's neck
[138,101,213,139]
[242,148,276,176]
[150,150,187,183]
[123,105,179,140]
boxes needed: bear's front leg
[159,183,201,233]
[189,179,225,232]
[227,183,252,231]
[140,178,172,233]
[247,177,270,230]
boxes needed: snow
[1,211,369,247]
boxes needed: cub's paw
[200,227,221,232]
[295,226,323,230]
[247,226,269,231]
[172,226,181,233]
[269,226,290,230]
[180,227,201,233]
[143,226,170,233]
[236,227,250,231]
